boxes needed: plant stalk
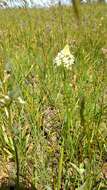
[8,107,19,189]
[57,139,64,190]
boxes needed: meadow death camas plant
[53,44,75,70]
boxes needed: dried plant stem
[72,0,80,25]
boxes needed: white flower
[53,44,75,69]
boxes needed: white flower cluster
[53,45,75,70]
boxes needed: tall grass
[0,3,107,189]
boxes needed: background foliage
[0,2,107,190]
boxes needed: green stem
[13,138,20,189]
[57,139,64,190]
[8,107,19,189]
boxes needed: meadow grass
[0,3,107,189]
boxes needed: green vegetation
[0,4,107,189]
